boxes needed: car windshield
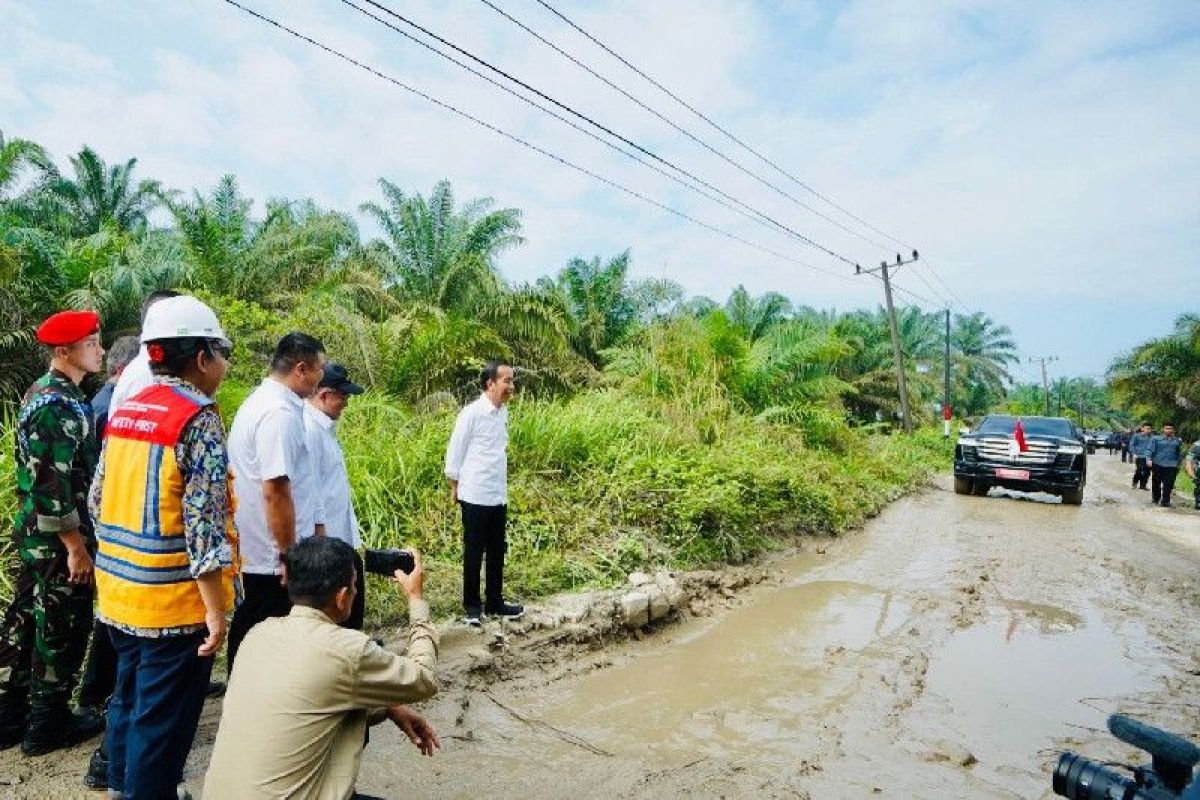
[976,415,1076,439]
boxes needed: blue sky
[3,0,1197,380]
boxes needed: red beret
[36,310,100,346]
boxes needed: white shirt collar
[477,393,504,415]
[263,376,305,409]
[304,401,336,430]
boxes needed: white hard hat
[140,295,231,347]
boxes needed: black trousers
[344,550,365,631]
[1150,465,1178,505]
[460,502,507,614]
[1133,457,1150,488]
[78,619,118,709]
[227,573,291,677]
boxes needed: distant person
[444,360,523,626]
[1185,436,1200,511]
[203,537,438,800]
[0,311,106,756]
[1147,423,1184,508]
[88,335,140,433]
[226,332,325,674]
[303,362,366,629]
[107,289,181,413]
[1129,422,1153,490]
[1119,429,1132,463]
[91,296,240,798]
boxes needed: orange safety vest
[95,383,240,629]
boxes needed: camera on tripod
[1053,714,1199,799]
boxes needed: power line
[333,0,865,269]
[475,0,904,257]
[346,0,862,269]
[218,0,863,288]
[532,0,974,313]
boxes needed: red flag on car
[1014,418,1029,452]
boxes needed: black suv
[954,415,1088,505]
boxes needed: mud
[1,455,1197,798]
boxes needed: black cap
[319,362,364,395]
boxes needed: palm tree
[360,179,522,312]
[43,146,164,236]
[951,311,1018,415]
[551,250,637,364]
[0,132,52,201]
[1110,314,1200,430]
[723,285,793,342]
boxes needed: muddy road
[2,455,1197,798]
[355,455,1199,799]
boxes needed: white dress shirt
[228,377,317,574]
[444,394,509,506]
[302,402,361,549]
[108,347,154,415]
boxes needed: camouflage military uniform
[0,370,98,709]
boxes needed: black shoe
[464,608,483,627]
[21,705,105,756]
[485,602,525,619]
[0,689,29,751]
[205,680,226,699]
[83,745,108,790]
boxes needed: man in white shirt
[303,362,366,629]
[444,360,523,625]
[107,289,180,414]
[226,332,326,673]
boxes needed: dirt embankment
[1,455,1197,798]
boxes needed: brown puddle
[518,581,909,768]
[918,600,1159,778]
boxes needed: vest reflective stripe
[96,383,239,629]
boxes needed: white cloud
[2,0,1196,375]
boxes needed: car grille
[973,436,1057,465]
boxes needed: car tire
[954,477,973,495]
[1061,487,1084,505]
[972,482,990,496]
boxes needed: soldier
[0,310,107,755]
[1185,437,1200,511]
[1147,422,1184,508]
[1128,422,1153,490]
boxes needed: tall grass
[0,390,950,621]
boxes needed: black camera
[363,548,415,577]
[1053,714,1199,799]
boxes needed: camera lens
[1053,753,1141,799]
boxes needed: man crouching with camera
[203,537,439,799]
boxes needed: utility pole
[857,250,919,433]
[943,308,952,438]
[1028,355,1058,416]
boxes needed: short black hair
[480,358,511,390]
[271,332,325,374]
[147,337,224,378]
[283,537,356,608]
[141,289,180,324]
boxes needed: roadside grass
[0,391,953,622]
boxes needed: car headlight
[1058,445,1084,455]
[957,439,979,448]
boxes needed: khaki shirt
[203,602,438,800]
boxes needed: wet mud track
[2,456,1196,798]
[360,456,1199,799]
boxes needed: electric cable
[345,0,862,269]
[219,0,865,288]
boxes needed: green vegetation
[1109,314,1200,438]
[2,133,1011,619]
